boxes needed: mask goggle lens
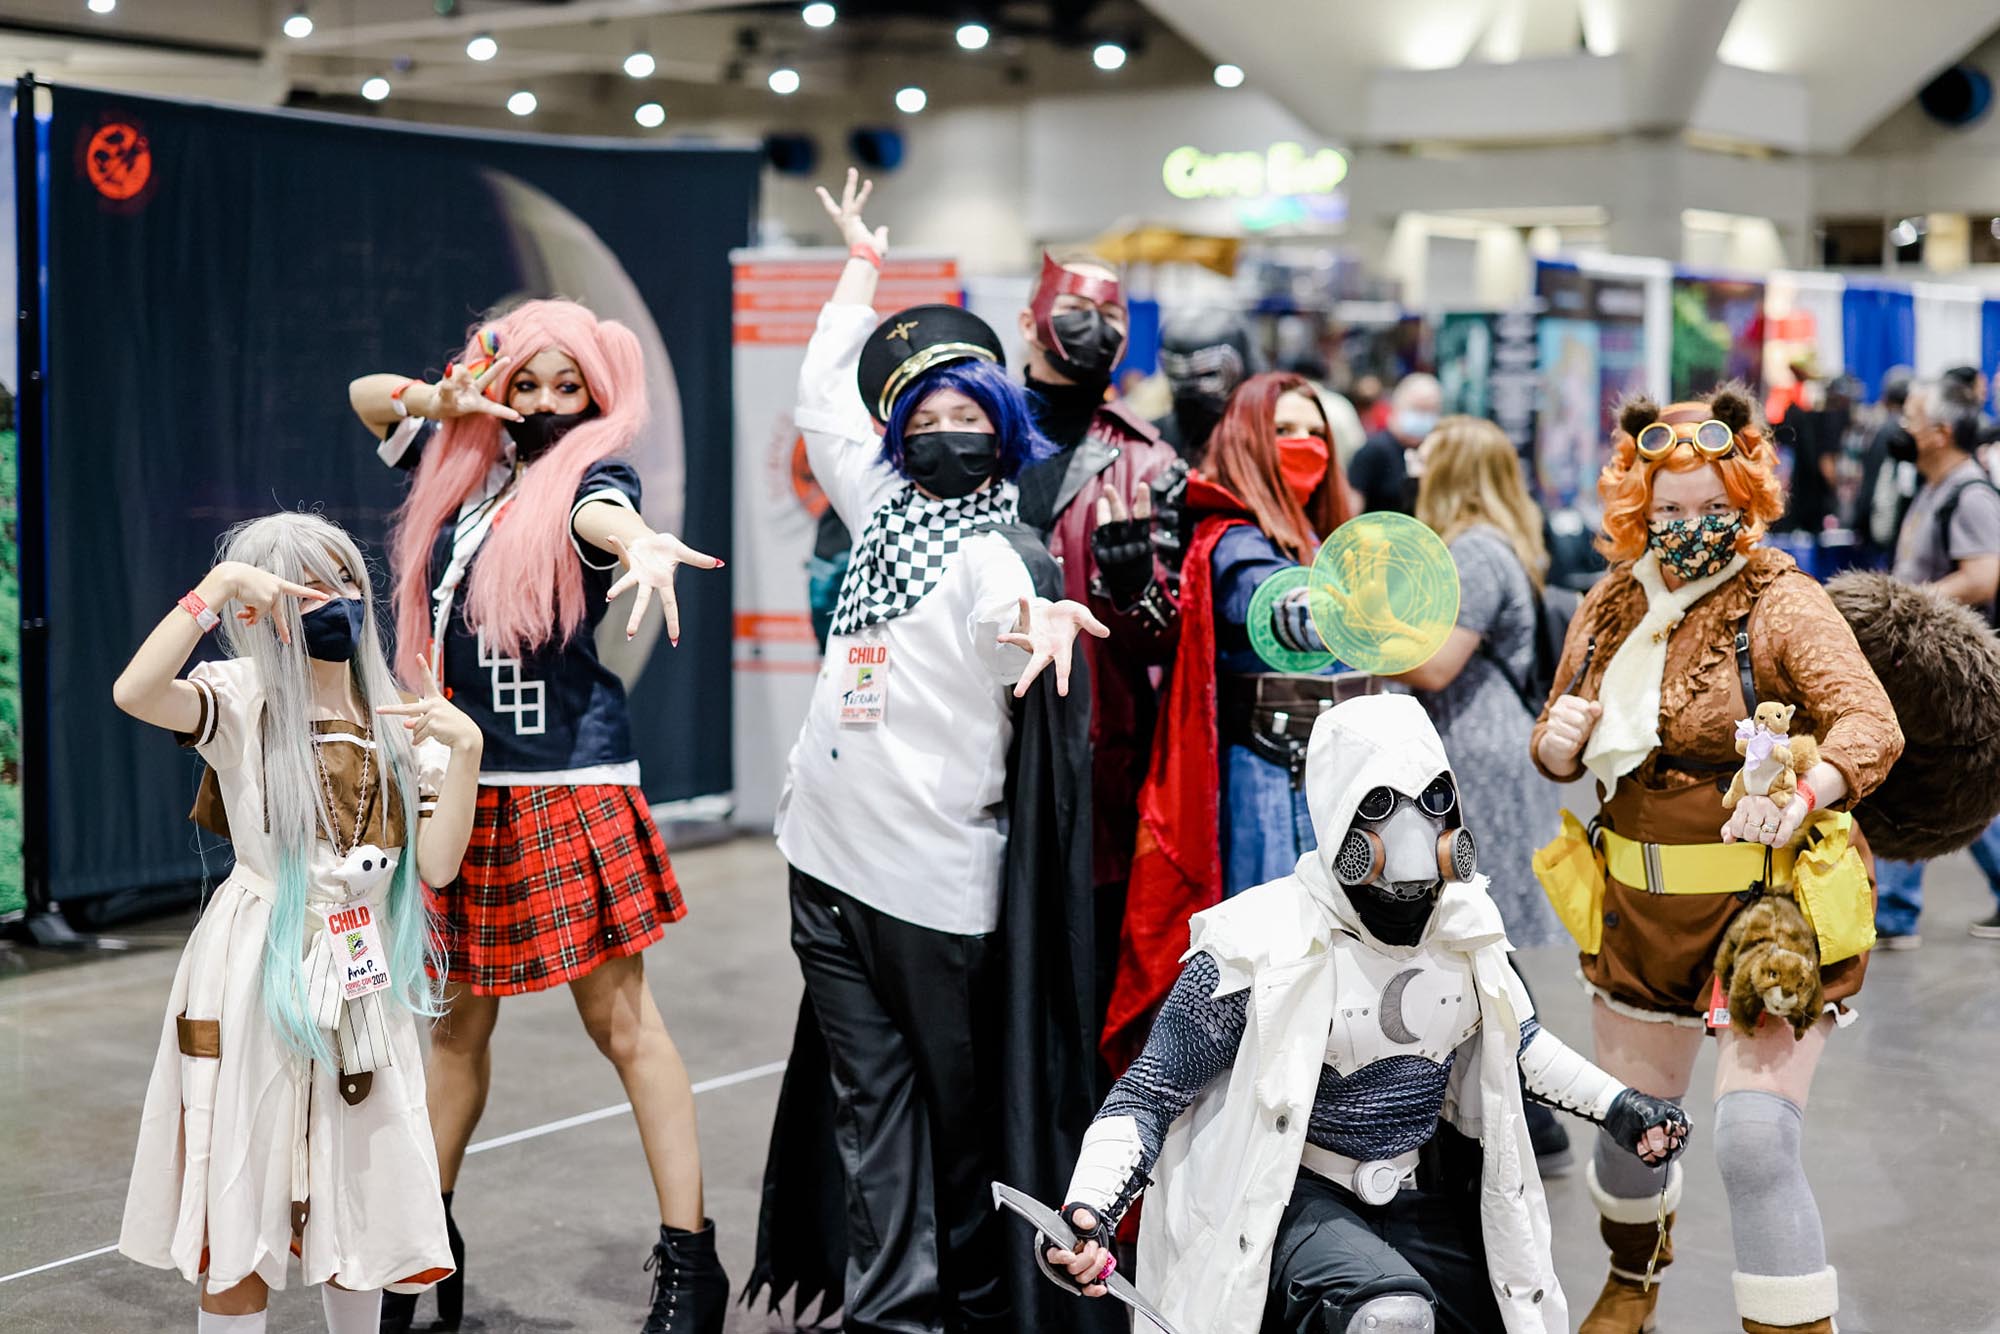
[1355,779,1458,823]
[1636,418,1737,460]
[1419,775,1457,819]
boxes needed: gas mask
[1330,772,1477,943]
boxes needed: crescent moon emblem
[1379,968,1422,1045]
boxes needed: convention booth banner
[43,85,758,900]
[728,250,962,827]
[1671,274,1766,400]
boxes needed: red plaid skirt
[430,784,685,996]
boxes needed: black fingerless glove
[1091,518,1155,609]
[1148,460,1193,571]
[1604,1088,1692,1164]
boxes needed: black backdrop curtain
[42,85,757,900]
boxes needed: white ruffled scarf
[1581,548,1746,788]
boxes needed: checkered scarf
[828,481,1019,636]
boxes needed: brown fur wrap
[1826,571,2000,859]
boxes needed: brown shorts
[1580,777,1872,1021]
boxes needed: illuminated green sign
[1162,141,1348,201]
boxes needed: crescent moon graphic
[1379,968,1422,1045]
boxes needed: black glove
[1603,1088,1691,1166]
[1091,516,1155,609]
[1148,459,1193,572]
[1035,1202,1117,1294]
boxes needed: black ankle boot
[641,1219,729,1334]
[380,1190,464,1332]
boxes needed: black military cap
[856,303,1006,423]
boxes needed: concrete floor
[2,834,1996,1333]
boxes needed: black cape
[746,525,1119,1334]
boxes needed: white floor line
[0,1058,787,1287]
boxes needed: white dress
[119,657,456,1295]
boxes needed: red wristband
[178,591,221,633]
[389,378,419,418]
[1797,779,1817,815]
[848,241,882,269]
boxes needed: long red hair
[389,299,647,679]
[1199,372,1352,563]
[1596,390,1785,562]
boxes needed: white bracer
[1517,1026,1621,1122]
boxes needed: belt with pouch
[1300,1143,1421,1206]
[1596,825,1794,894]
[1218,672,1380,787]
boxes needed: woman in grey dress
[1393,416,1565,949]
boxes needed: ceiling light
[624,50,656,78]
[802,2,836,27]
[507,90,537,116]
[361,77,390,101]
[895,86,927,113]
[283,9,313,39]
[1093,42,1127,71]
[466,33,497,61]
[1213,62,1244,88]
[635,101,666,128]
[768,67,801,94]
[956,23,990,50]
[87,0,115,12]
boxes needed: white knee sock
[197,1312,266,1333]
[319,1285,383,1334]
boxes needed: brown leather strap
[338,1070,374,1106]
[176,1013,221,1059]
[291,1200,310,1237]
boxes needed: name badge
[838,641,889,727]
[325,902,393,1003]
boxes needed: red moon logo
[85,122,152,201]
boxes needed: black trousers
[1263,1134,1503,1334]
[788,866,1009,1334]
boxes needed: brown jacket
[1532,548,1903,805]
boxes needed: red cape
[1100,476,1254,1072]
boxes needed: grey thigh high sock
[1591,1095,1682,1201]
[1713,1089,1826,1276]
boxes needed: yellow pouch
[1533,809,1605,955]
[1791,812,1875,965]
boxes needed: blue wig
[881,359,1055,482]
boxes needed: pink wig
[389,299,648,678]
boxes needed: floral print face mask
[1647,512,1743,581]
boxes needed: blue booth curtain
[1981,299,2000,413]
[1842,285,1916,401]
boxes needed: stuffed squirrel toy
[1714,894,1822,1040]
[1722,701,1821,811]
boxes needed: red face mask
[1276,434,1330,504]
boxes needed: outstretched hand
[817,167,889,254]
[999,596,1110,699]
[215,560,328,648]
[605,531,725,646]
[430,356,523,424]
[375,651,481,753]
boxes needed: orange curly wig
[1595,382,1786,562]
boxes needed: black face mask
[504,403,600,463]
[1171,393,1228,461]
[1046,308,1124,385]
[1885,425,1918,464]
[1348,884,1441,948]
[302,597,364,664]
[902,430,1000,499]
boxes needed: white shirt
[774,302,1036,936]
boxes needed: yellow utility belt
[1597,828,1793,895]
[1534,810,1874,964]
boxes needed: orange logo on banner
[86,122,152,200]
